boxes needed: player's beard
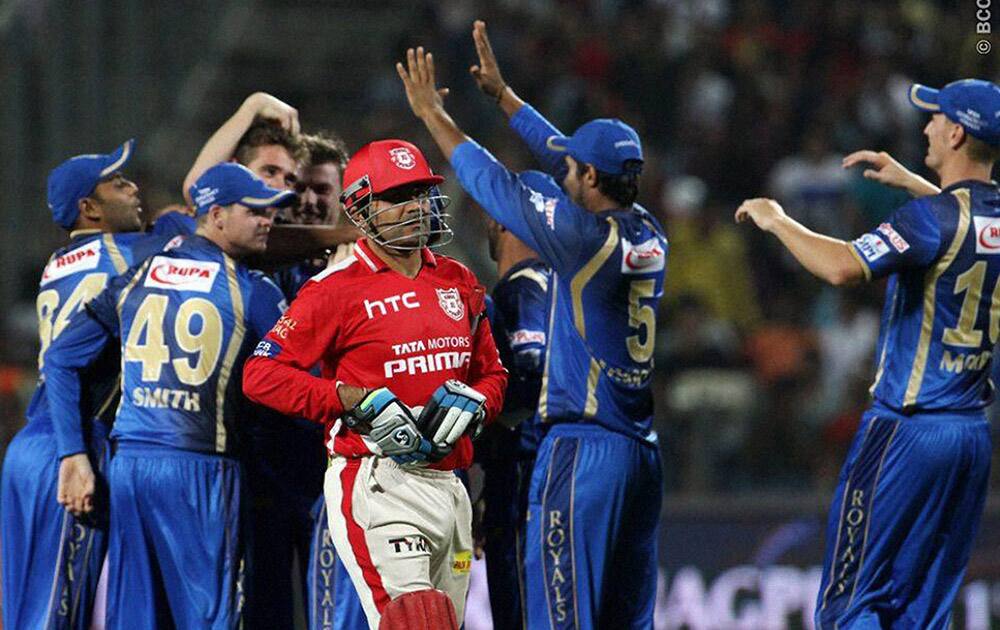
[372,211,430,251]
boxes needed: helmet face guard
[341,175,453,250]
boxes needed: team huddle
[2,18,1000,630]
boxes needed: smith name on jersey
[849,180,1000,411]
[44,235,286,455]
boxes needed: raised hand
[469,20,507,101]
[396,47,450,120]
[842,150,940,197]
[244,92,300,136]
[734,198,788,233]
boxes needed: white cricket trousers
[324,455,473,628]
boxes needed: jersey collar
[499,257,545,284]
[68,228,103,240]
[941,178,999,193]
[354,238,437,273]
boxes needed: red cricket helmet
[340,140,452,250]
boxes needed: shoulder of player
[429,252,483,287]
[305,251,365,288]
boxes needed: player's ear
[208,204,227,229]
[949,122,967,151]
[584,164,599,188]
[78,196,102,222]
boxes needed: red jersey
[243,239,507,470]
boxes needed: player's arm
[242,280,350,423]
[735,198,865,286]
[258,224,361,264]
[501,271,548,413]
[468,20,567,178]
[181,92,300,204]
[843,150,941,197]
[465,287,508,427]
[43,272,130,516]
[398,48,592,272]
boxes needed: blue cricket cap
[46,139,135,230]
[909,79,1000,146]
[546,119,643,175]
[189,162,296,216]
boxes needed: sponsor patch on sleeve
[509,329,546,347]
[877,223,910,253]
[621,237,666,274]
[852,233,890,263]
[974,216,1000,254]
[528,188,558,230]
[252,339,282,359]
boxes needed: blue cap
[189,162,296,216]
[46,139,135,229]
[909,79,1000,146]
[546,119,643,175]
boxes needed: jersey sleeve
[508,104,569,180]
[43,272,131,458]
[450,142,610,273]
[849,197,942,281]
[497,271,548,413]
[246,273,288,340]
[463,282,508,426]
[150,211,196,238]
[242,279,345,423]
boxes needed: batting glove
[342,387,433,462]
[417,380,487,459]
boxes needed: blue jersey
[489,258,550,452]
[44,235,286,455]
[272,259,326,302]
[450,107,667,442]
[28,230,145,457]
[850,180,1000,412]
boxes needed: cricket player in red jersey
[242,139,507,629]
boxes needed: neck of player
[937,156,995,190]
[367,238,423,278]
[496,233,537,278]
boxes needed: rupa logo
[975,216,1000,254]
[621,237,665,274]
[41,239,103,285]
[143,256,220,293]
[389,147,416,170]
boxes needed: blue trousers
[525,423,662,629]
[0,420,109,630]
[106,446,243,630]
[242,418,326,629]
[815,405,992,629]
[481,426,534,629]
[307,496,368,630]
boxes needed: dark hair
[594,159,643,207]
[234,117,307,166]
[965,134,1000,165]
[303,131,349,170]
